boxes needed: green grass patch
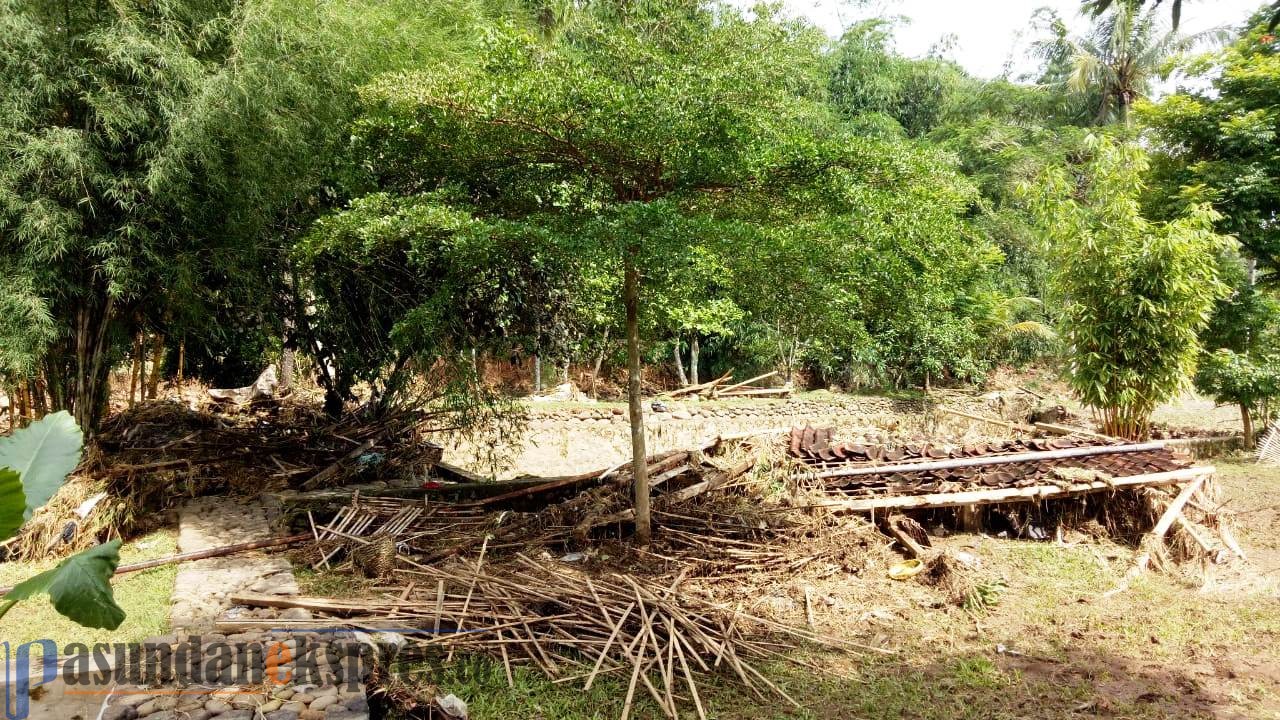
[0,529,177,647]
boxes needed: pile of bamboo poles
[232,554,877,720]
[665,371,790,400]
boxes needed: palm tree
[1083,0,1280,32]
[1053,2,1217,124]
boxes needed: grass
[0,529,178,648]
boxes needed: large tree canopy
[1139,11,1280,282]
[0,0,506,428]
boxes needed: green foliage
[1138,12,1280,282]
[1026,137,1229,438]
[0,412,124,629]
[0,469,23,542]
[0,0,508,428]
[828,20,970,137]
[295,192,586,404]
[0,411,84,520]
[1037,3,1211,124]
[0,541,125,630]
[1194,349,1280,419]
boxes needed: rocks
[135,696,177,716]
[101,704,138,720]
[308,695,339,712]
[203,699,232,714]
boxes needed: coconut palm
[1045,2,1222,124]
[1083,0,1280,32]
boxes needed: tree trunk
[68,295,115,431]
[590,327,609,400]
[176,341,186,385]
[280,348,295,391]
[672,340,688,386]
[1242,403,1255,448]
[624,252,650,545]
[129,333,142,406]
[534,354,542,393]
[146,333,164,399]
[689,334,699,386]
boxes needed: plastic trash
[888,559,925,580]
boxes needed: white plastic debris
[435,693,469,718]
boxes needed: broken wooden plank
[815,441,1166,480]
[820,467,1214,512]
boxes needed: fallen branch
[0,533,312,595]
[714,371,779,396]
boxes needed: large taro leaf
[0,410,84,519]
[0,469,24,540]
[0,541,124,629]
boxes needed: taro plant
[0,412,124,629]
[1025,138,1229,439]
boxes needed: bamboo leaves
[1026,138,1229,438]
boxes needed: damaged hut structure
[208,418,1237,719]
[8,390,1238,720]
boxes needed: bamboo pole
[714,371,779,396]
[819,466,1214,513]
[940,407,1025,431]
[0,534,311,595]
[815,441,1167,480]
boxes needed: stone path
[170,496,299,631]
[13,496,375,720]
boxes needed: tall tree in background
[1138,11,1280,282]
[1043,1,1212,124]
[1083,0,1280,31]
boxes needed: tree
[1082,0,1280,32]
[0,0,503,430]
[1191,251,1280,445]
[1138,12,1280,282]
[1195,349,1279,445]
[345,0,996,540]
[1042,1,1215,124]
[828,19,970,137]
[1026,137,1229,438]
